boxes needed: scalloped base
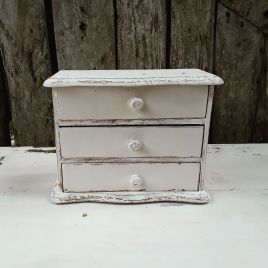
[51,183,210,204]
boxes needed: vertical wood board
[210,3,264,143]
[219,0,268,31]
[52,0,116,69]
[117,0,166,68]
[0,0,54,146]
[0,51,11,146]
[170,0,215,71]
[253,38,268,142]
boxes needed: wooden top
[43,69,223,87]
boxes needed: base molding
[51,183,210,204]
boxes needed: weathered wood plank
[117,0,166,69]
[253,38,268,142]
[170,0,215,71]
[52,0,116,69]
[210,3,264,143]
[219,0,268,32]
[0,51,11,146]
[0,0,54,146]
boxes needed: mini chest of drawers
[44,69,223,204]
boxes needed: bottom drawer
[62,162,200,192]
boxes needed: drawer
[62,162,200,192]
[56,85,208,120]
[59,126,203,158]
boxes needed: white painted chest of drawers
[44,69,223,204]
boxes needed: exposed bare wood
[57,118,206,127]
[170,0,215,71]
[219,0,268,32]
[60,157,202,164]
[0,49,11,146]
[52,0,116,69]
[0,0,54,146]
[253,38,268,142]
[210,4,264,143]
[0,0,267,145]
[117,0,166,69]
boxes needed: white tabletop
[0,144,267,268]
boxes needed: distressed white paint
[1,145,268,268]
[52,183,209,204]
[56,85,208,120]
[199,86,214,190]
[43,69,224,87]
[43,69,222,204]
[62,162,200,192]
[59,126,203,158]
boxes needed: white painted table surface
[0,144,267,268]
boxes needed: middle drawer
[59,126,204,159]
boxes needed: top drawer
[55,85,208,121]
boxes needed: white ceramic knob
[128,138,142,151]
[129,97,144,111]
[130,174,143,190]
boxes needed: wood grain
[210,3,264,143]
[52,0,116,69]
[117,0,166,69]
[253,39,268,142]
[0,0,267,145]
[217,1,268,140]
[0,0,54,146]
[170,0,215,71]
[0,52,11,146]
[219,0,268,32]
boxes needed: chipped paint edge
[44,77,223,88]
[51,182,210,204]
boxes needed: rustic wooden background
[0,0,267,146]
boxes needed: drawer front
[56,85,208,120]
[62,162,200,192]
[59,126,203,158]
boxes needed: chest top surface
[43,69,223,88]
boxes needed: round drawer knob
[128,138,142,151]
[129,97,144,111]
[130,174,143,190]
